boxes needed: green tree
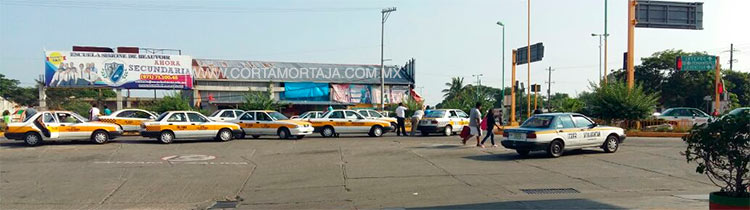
[584,80,659,121]
[147,92,192,113]
[441,77,464,100]
[239,89,285,111]
[723,70,750,106]
[0,74,38,106]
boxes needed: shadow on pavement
[0,140,96,148]
[399,198,626,209]
[463,149,607,161]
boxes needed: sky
[1,0,748,106]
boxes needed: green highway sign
[677,56,716,71]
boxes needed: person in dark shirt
[480,109,499,147]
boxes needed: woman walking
[480,109,498,148]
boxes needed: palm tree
[442,77,464,100]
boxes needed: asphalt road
[0,134,716,209]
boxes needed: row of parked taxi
[3,108,473,146]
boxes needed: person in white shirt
[89,104,101,121]
[395,103,408,136]
[410,105,425,136]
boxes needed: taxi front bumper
[501,140,548,151]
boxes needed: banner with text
[45,51,193,89]
[193,59,414,85]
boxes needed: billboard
[193,59,415,85]
[45,51,193,89]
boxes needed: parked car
[724,107,750,118]
[4,109,123,146]
[208,109,245,122]
[654,107,712,125]
[141,111,242,144]
[356,109,397,127]
[99,109,157,132]
[308,109,393,137]
[417,109,469,136]
[501,113,626,158]
[230,110,314,139]
[291,111,324,120]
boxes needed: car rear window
[521,116,554,128]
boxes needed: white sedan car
[501,113,626,158]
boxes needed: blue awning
[282,82,329,101]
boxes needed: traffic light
[623,52,628,70]
[676,56,683,71]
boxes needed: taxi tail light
[526,132,537,139]
[502,132,509,137]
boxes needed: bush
[61,100,92,119]
[147,93,192,113]
[584,81,659,122]
[239,90,285,111]
[683,114,750,198]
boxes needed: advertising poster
[349,85,372,104]
[45,51,193,89]
[390,86,409,104]
[331,84,351,103]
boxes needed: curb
[626,131,687,138]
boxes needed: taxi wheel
[603,135,619,153]
[368,126,383,137]
[24,132,42,146]
[237,131,246,139]
[251,135,261,139]
[91,130,109,144]
[547,140,564,158]
[158,131,175,144]
[277,128,291,139]
[443,125,453,136]
[321,126,335,137]
[217,129,233,142]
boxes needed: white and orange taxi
[229,110,314,139]
[3,109,123,146]
[417,109,470,136]
[309,109,393,137]
[99,109,157,132]
[140,111,242,144]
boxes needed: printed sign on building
[45,51,193,89]
[193,59,414,85]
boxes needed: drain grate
[209,201,239,209]
[521,188,580,194]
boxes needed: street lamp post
[380,7,396,111]
[591,33,608,83]
[496,21,506,115]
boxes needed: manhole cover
[208,201,238,209]
[161,155,216,162]
[521,188,580,194]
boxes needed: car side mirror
[692,114,696,119]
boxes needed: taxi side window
[134,111,152,119]
[449,111,458,118]
[572,115,593,128]
[167,113,187,122]
[43,113,56,123]
[329,111,344,119]
[256,113,272,121]
[345,111,360,119]
[556,115,576,128]
[456,110,469,118]
[234,111,244,117]
[187,113,208,123]
[220,111,235,118]
[369,110,383,118]
[358,110,369,117]
[240,112,255,121]
[57,113,81,123]
[117,111,135,118]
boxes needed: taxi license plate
[509,132,526,140]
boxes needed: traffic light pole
[715,57,720,115]
[627,0,636,90]
[511,50,518,126]
[527,0,532,118]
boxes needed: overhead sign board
[636,1,703,30]
[516,42,544,65]
[44,51,193,89]
[677,55,716,71]
[193,59,415,85]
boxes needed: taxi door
[237,112,258,135]
[55,112,87,139]
[448,110,460,128]
[38,112,60,139]
[325,111,348,133]
[455,110,470,126]
[572,115,602,146]
[344,111,368,133]
[255,112,277,135]
[186,112,213,137]
[554,115,583,147]
[165,113,191,138]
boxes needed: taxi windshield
[425,110,446,118]
[71,113,89,122]
[268,112,289,120]
[155,112,169,121]
[521,115,554,128]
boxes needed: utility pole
[527,0,532,118]
[604,0,609,84]
[545,67,554,111]
[380,7,396,111]
[729,43,735,71]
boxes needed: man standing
[410,105,425,136]
[89,104,101,121]
[462,102,482,146]
[395,103,408,136]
